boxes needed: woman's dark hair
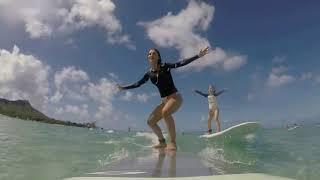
[149,48,162,64]
[209,84,216,91]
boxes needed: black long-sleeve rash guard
[194,90,209,98]
[194,89,226,98]
[122,55,200,98]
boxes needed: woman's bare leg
[213,109,221,132]
[207,110,214,133]
[147,103,165,147]
[162,95,182,150]
[162,115,176,147]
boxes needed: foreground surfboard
[64,150,294,180]
[65,173,295,180]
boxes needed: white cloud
[0,0,134,47]
[66,104,89,117]
[85,78,119,120]
[136,94,150,103]
[0,0,59,37]
[300,72,313,81]
[300,73,320,85]
[266,73,295,87]
[121,91,134,101]
[95,105,113,120]
[138,0,247,72]
[55,104,89,122]
[26,20,53,38]
[0,45,50,110]
[120,91,154,103]
[54,66,89,89]
[223,55,248,71]
[50,69,133,125]
[49,71,132,126]
[272,56,286,64]
[50,73,130,125]
[271,66,289,75]
[266,65,295,87]
[108,72,119,80]
[267,57,298,87]
[0,45,138,127]
[55,107,64,115]
[86,78,117,104]
[51,66,89,103]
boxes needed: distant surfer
[117,47,211,150]
[287,123,300,131]
[193,85,227,134]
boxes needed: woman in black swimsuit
[118,47,210,150]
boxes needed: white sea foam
[104,140,119,144]
[106,130,114,133]
[199,146,255,174]
[135,132,159,146]
[198,147,226,174]
[245,133,256,142]
[98,148,129,167]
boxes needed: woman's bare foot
[152,142,167,149]
[165,142,177,151]
[152,139,167,149]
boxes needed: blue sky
[0,0,319,131]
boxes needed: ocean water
[0,115,319,180]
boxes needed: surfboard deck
[82,150,214,178]
[66,173,294,180]
[200,122,260,140]
[64,149,294,180]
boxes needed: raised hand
[198,46,210,57]
[116,84,124,91]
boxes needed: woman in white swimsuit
[193,85,227,134]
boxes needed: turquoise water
[0,115,319,180]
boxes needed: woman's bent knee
[147,114,159,127]
[147,119,154,127]
[161,109,170,119]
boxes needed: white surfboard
[200,122,260,140]
[65,173,294,180]
[65,151,292,180]
[287,126,299,131]
[64,135,295,180]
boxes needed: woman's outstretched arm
[165,47,211,69]
[118,73,149,90]
[214,89,227,97]
[193,89,209,98]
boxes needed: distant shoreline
[0,98,96,129]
